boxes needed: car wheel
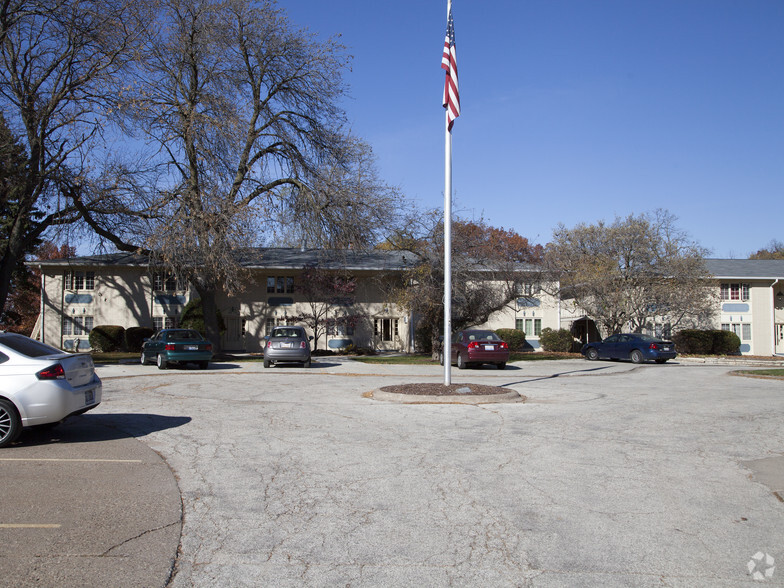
[0,398,22,449]
[303,358,311,368]
[457,353,466,369]
[497,362,506,370]
[157,354,167,370]
[140,351,146,365]
[199,361,208,369]
[263,358,271,368]
[630,349,644,364]
[585,348,599,361]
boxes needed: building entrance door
[776,324,784,355]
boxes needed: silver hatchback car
[263,326,313,368]
[0,333,102,448]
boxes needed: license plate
[282,342,293,348]
[484,345,495,351]
[185,345,198,350]
[662,346,670,351]
[85,390,94,405]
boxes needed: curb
[369,389,525,404]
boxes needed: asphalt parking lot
[2,357,784,587]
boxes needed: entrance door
[223,317,246,352]
[776,324,784,355]
[374,317,399,351]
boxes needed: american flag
[441,5,459,131]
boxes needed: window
[267,276,294,294]
[153,272,182,292]
[516,318,541,337]
[64,271,95,290]
[722,322,751,341]
[153,316,176,330]
[63,315,93,336]
[720,283,749,301]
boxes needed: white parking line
[0,524,61,528]
[0,458,142,463]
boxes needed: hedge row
[87,325,155,352]
[672,329,740,355]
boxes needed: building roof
[705,259,784,280]
[30,248,416,272]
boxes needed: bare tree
[545,209,715,336]
[78,0,404,349]
[385,210,542,355]
[0,0,147,317]
[288,265,361,350]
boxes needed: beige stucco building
[29,251,784,357]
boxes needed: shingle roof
[29,248,415,272]
[705,259,784,279]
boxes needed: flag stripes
[441,6,459,131]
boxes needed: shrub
[672,329,741,355]
[539,327,576,352]
[89,325,126,352]
[495,328,526,351]
[125,326,155,352]
[672,329,713,354]
[712,330,741,355]
[180,298,226,335]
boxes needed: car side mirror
[308,336,314,341]
[264,335,270,341]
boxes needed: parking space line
[0,524,61,528]
[0,458,143,463]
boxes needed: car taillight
[499,342,509,350]
[649,343,658,350]
[205,344,212,351]
[266,341,272,348]
[467,342,479,349]
[36,363,65,380]
[165,344,176,351]
[300,341,307,348]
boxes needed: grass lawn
[351,352,579,365]
[90,351,580,365]
[735,369,784,379]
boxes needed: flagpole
[444,111,452,386]
[441,0,458,386]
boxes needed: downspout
[772,279,779,356]
[39,266,45,343]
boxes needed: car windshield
[0,334,62,357]
[272,328,304,339]
[465,331,500,342]
[164,330,202,341]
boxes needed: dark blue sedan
[581,333,677,364]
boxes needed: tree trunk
[195,286,222,353]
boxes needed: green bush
[89,325,126,352]
[712,330,741,355]
[495,328,526,351]
[672,329,740,355]
[125,326,155,352]
[539,327,576,352]
[179,298,225,335]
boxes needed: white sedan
[0,332,102,448]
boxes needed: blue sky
[283,0,783,258]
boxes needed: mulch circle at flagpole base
[368,383,525,404]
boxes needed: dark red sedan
[440,329,510,370]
